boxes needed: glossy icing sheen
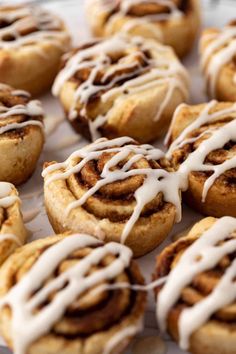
[0,181,19,208]
[157,216,236,350]
[0,234,136,354]
[53,34,188,141]
[43,136,181,242]
[0,6,68,50]
[166,100,236,202]
[89,0,183,21]
[201,26,236,97]
[0,85,44,134]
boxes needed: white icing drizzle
[0,95,44,135]
[84,275,168,297]
[0,6,69,50]
[156,216,236,350]
[42,136,181,242]
[201,26,236,98]
[166,101,236,202]
[92,0,183,22]
[53,34,188,141]
[0,84,29,98]
[11,90,30,97]
[0,233,135,354]
[104,321,143,354]
[0,182,19,208]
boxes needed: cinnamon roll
[200,21,236,102]
[0,181,27,266]
[0,84,44,185]
[154,216,236,354]
[52,34,189,143]
[0,233,146,354]
[165,100,236,218]
[85,0,201,58]
[42,137,181,257]
[0,5,71,96]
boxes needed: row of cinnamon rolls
[0,179,235,354]
[2,76,236,255]
[1,2,236,144]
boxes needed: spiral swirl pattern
[0,234,146,354]
[154,217,236,354]
[43,137,179,257]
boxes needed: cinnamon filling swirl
[53,34,188,141]
[155,217,236,350]
[104,0,190,21]
[166,101,236,203]
[0,84,44,138]
[0,234,146,354]
[0,6,68,49]
[43,137,181,243]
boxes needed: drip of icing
[0,234,133,354]
[0,182,19,208]
[0,100,43,119]
[0,6,69,50]
[0,99,44,135]
[201,26,236,98]
[11,90,30,97]
[156,216,236,350]
[42,136,181,242]
[166,101,236,202]
[52,34,188,141]
[104,321,143,354]
[0,233,22,246]
[84,275,168,298]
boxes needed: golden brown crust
[0,234,146,354]
[86,0,201,58]
[43,139,177,257]
[154,217,236,354]
[200,23,236,102]
[0,84,44,185]
[167,102,236,217]
[57,36,188,143]
[0,5,71,96]
[0,183,28,266]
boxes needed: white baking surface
[0,0,235,353]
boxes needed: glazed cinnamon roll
[0,84,44,185]
[0,181,27,266]
[53,34,189,143]
[200,21,236,102]
[165,101,236,218]
[0,5,71,96]
[154,216,236,354]
[0,233,146,354]
[85,0,201,58]
[42,137,181,257]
